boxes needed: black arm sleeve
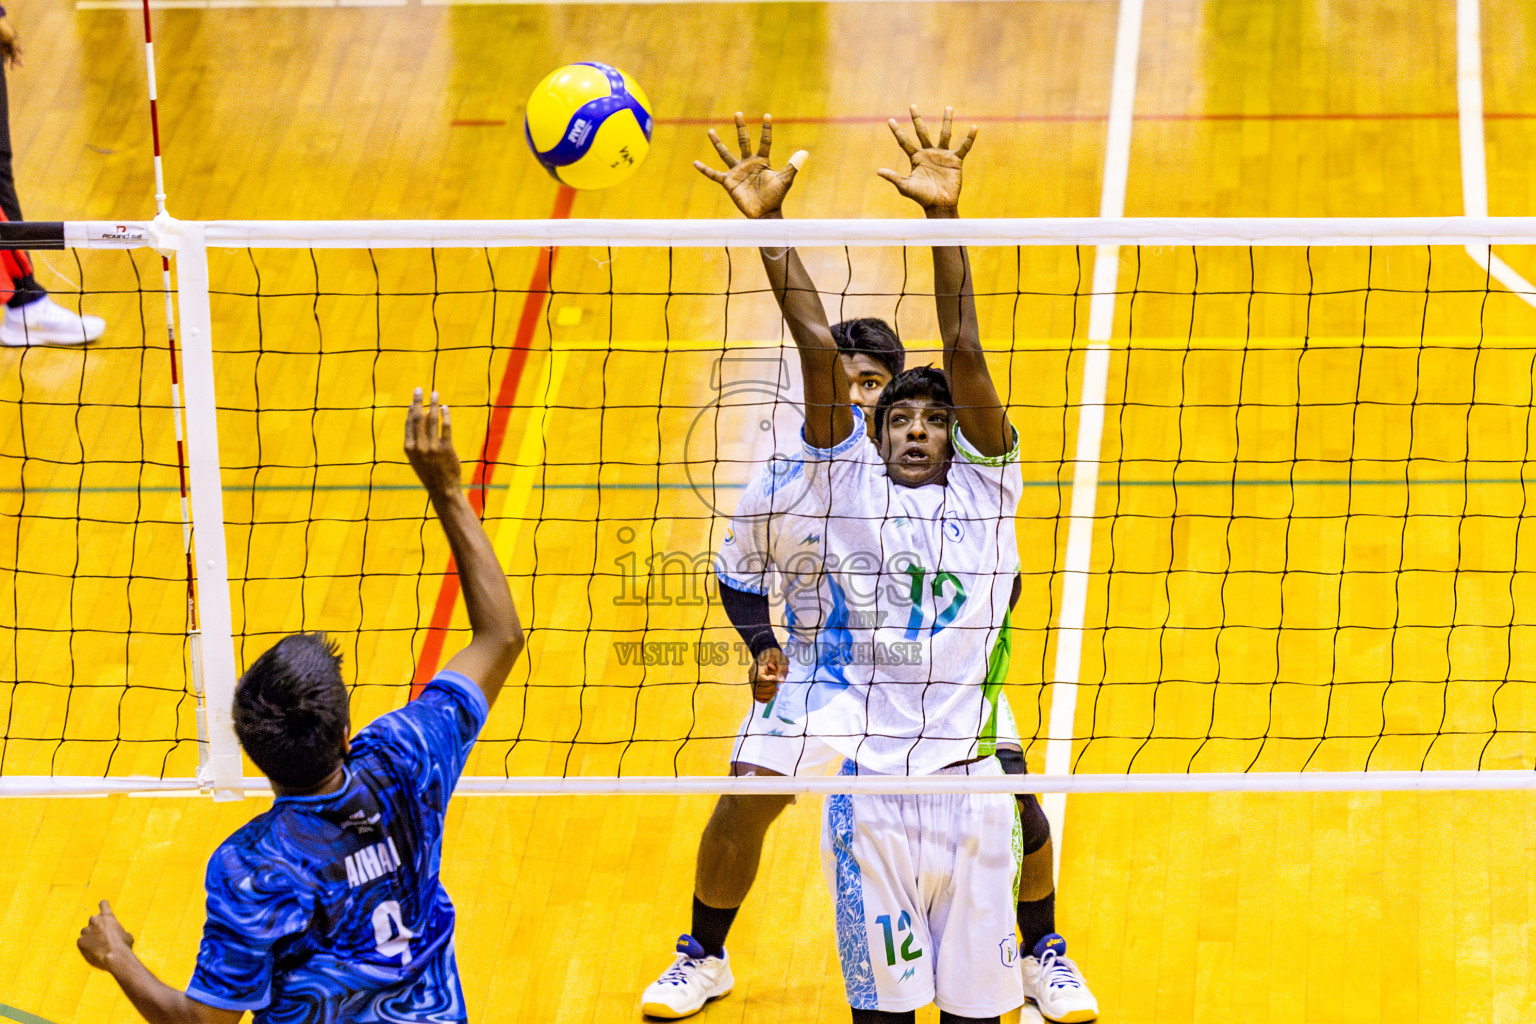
[718,578,780,657]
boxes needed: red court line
[451,111,1536,128]
[410,185,577,699]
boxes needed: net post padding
[174,223,244,801]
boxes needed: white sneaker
[1,297,105,346]
[640,935,734,1019]
[1022,934,1098,1023]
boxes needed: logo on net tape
[98,223,148,242]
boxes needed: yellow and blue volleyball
[524,62,654,191]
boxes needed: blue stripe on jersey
[761,455,805,497]
[802,405,867,460]
[828,760,878,1009]
[188,671,487,1023]
[806,577,854,712]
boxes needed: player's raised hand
[749,646,788,703]
[877,105,977,213]
[694,113,808,220]
[77,900,134,969]
[405,388,462,498]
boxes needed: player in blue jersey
[76,388,524,1024]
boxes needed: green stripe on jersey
[977,610,1012,756]
[951,422,1021,467]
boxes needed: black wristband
[744,629,781,660]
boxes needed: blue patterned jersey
[186,670,488,1023]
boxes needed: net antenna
[139,0,243,799]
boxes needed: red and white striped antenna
[140,0,168,217]
[139,0,209,774]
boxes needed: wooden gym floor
[5,1,1536,1021]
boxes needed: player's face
[839,354,893,433]
[878,397,953,488]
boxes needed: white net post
[173,223,244,800]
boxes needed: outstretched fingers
[693,160,728,184]
[405,387,424,450]
[875,167,906,188]
[773,148,807,192]
[734,112,754,159]
[706,128,737,169]
[953,124,978,160]
[887,117,919,156]
[425,390,442,441]
[757,114,774,159]
[937,106,953,149]
[909,104,934,149]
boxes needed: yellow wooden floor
[4,1,1536,1021]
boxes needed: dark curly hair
[831,317,904,378]
[874,365,954,439]
[233,632,350,790]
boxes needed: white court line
[81,0,1111,7]
[423,0,1104,5]
[1041,0,1143,884]
[1457,0,1536,305]
[79,0,401,8]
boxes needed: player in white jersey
[800,112,1023,1024]
[641,111,1096,1024]
[640,295,913,1020]
[826,107,1094,1024]
[640,116,1018,1020]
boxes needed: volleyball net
[7,216,1536,797]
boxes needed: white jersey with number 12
[716,405,1021,774]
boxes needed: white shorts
[730,683,844,775]
[732,685,1022,775]
[820,757,1024,1016]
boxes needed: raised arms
[879,106,1014,458]
[694,114,855,451]
[404,388,525,704]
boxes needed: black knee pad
[1016,791,1051,856]
[996,745,1026,775]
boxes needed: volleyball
[524,62,654,190]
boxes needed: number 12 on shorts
[875,911,923,966]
